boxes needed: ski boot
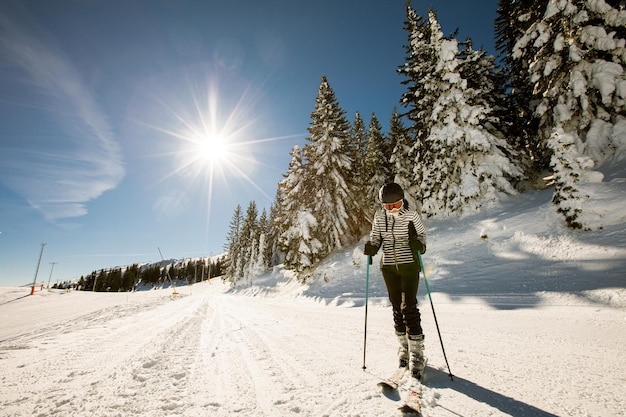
[396,331,409,369]
[408,334,426,382]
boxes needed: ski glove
[363,241,380,256]
[408,221,426,254]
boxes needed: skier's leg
[382,266,405,334]
[400,264,426,380]
[400,264,422,336]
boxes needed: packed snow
[1,174,625,416]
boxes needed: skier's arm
[364,212,382,256]
[408,214,426,254]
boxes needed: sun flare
[141,72,302,236]
[194,132,231,165]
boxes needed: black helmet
[379,182,404,204]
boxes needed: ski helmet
[379,182,404,204]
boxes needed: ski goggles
[383,200,403,211]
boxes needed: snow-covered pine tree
[404,8,524,217]
[244,237,258,286]
[281,209,322,280]
[257,209,272,270]
[278,146,305,211]
[253,232,268,280]
[510,0,626,228]
[348,112,372,228]
[549,127,594,228]
[363,113,390,216]
[389,107,421,211]
[267,188,284,267]
[460,40,508,139]
[223,204,243,283]
[241,208,271,285]
[460,39,530,179]
[496,0,547,171]
[277,145,322,278]
[339,112,366,240]
[398,4,440,191]
[349,112,368,182]
[238,201,259,284]
[302,75,354,260]
[224,204,242,252]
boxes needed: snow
[1,174,625,417]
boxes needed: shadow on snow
[426,367,559,417]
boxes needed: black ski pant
[381,262,422,336]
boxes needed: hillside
[2,173,625,416]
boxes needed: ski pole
[418,252,454,381]
[362,255,371,370]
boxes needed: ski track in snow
[0,286,389,417]
[1,281,624,417]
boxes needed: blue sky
[0,0,498,287]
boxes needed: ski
[399,388,422,415]
[377,367,406,390]
[393,360,428,414]
[379,361,428,414]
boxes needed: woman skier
[364,182,427,381]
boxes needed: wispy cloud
[0,6,124,221]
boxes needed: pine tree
[281,209,323,280]
[122,264,139,291]
[549,128,594,229]
[495,0,546,171]
[350,112,368,185]
[224,204,243,282]
[244,238,258,286]
[302,75,354,258]
[95,269,106,292]
[510,0,626,228]
[389,107,420,211]
[109,268,122,292]
[398,4,442,194]
[363,113,390,216]
[224,204,243,252]
[257,209,272,269]
[340,113,365,240]
[268,188,284,267]
[349,112,372,227]
[402,7,524,217]
[239,201,259,283]
[278,145,322,277]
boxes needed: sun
[135,70,304,253]
[140,72,301,214]
[193,131,231,166]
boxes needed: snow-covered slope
[1,183,625,416]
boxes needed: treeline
[223,1,625,283]
[76,256,226,292]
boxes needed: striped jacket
[369,207,427,266]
